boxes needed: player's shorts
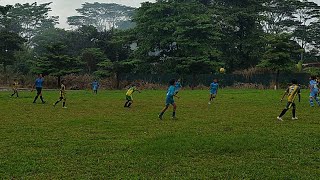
[166,97,175,106]
[210,90,217,95]
[310,89,319,97]
[126,95,133,101]
[36,87,42,95]
[285,102,296,109]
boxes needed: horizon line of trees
[1,0,320,88]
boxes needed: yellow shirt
[126,86,137,96]
[286,84,300,102]
[60,84,66,97]
[13,81,18,89]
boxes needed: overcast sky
[0,0,319,28]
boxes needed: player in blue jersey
[92,80,100,94]
[158,79,180,120]
[208,79,219,105]
[309,76,320,107]
[31,74,45,104]
[174,79,182,95]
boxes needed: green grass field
[0,89,319,179]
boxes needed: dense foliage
[1,0,320,87]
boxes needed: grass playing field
[0,89,319,179]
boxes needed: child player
[309,75,320,107]
[92,80,100,94]
[175,79,182,95]
[31,74,45,104]
[11,79,19,98]
[124,84,141,108]
[277,79,301,121]
[208,78,219,105]
[158,79,179,120]
[53,80,67,108]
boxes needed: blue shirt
[175,82,182,90]
[35,78,44,88]
[166,85,175,99]
[210,82,219,91]
[310,80,318,90]
[92,81,99,89]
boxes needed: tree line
[1,0,320,87]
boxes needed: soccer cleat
[53,103,56,107]
[62,106,67,109]
[208,102,211,105]
[171,116,176,120]
[158,114,163,120]
[292,117,298,120]
[277,116,283,121]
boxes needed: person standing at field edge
[174,79,182,95]
[208,78,219,105]
[277,79,301,121]
[124,84,141,108]
[10,78,19,98]
[158,79,179,120]
[53,80,67,108]
[32,74,45,104]
[309,75,320,107]
[92,80,100,94]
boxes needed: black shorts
[36,87,42,95]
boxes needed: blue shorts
[210,90,217,95]
[310,89,319,97]
[166,97,175,106]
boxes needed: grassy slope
[0,89,319,179]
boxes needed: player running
[53,80,67,108]
[124,84,141,108]
[10,79,19,98]
[277,79,301,121]
[158,79,179,120]
[208,78,219,105]
[31,74,45,104]
[309,76,320,107]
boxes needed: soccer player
[208,78,219,105]
[175,79,182,95]
[309,76,320,107]
[92,80,100,94]
[11,79,19,98]
[124,84,141,108]
[158,79,179,120]
[53,80,67,108]
[277,79,301,121]
[31,74,45,104]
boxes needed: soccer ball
[219,68,226,74]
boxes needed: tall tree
[258,34,301,88]
[68,3,135,31]
[0,2,58,42]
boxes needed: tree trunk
[3,63,7,85]
[192,73,196,90]
[275,70,280,90]
[57,76,61,87]
[115,73,120,89]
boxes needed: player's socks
[310,98,314,106]
[172,111,176,117]
[33,96,38,103]
[63,102,66,107]
[292,108,296,118]
[40,96,45,103]
[128,102,132,107]
[124,101,129,107]
[315,97,320,106]
[279,109,288,117]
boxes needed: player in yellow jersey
[11,79,19,97]
[53,80,67,108]
[277,79,301,121]
[124,84,141,108]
